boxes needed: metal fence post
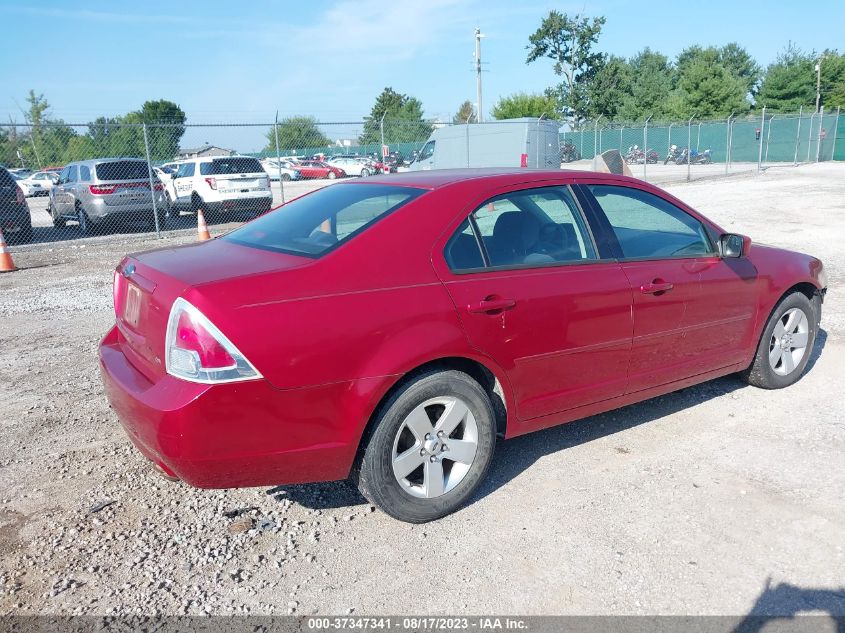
[620,125,624,152]
[831,106,841,162]
[807,112,816,163]
[580,122,584,161]
[765,116,774,164]
[142,122,161,237]
[757,106,766,173]
[668,122,674,152]
[593,117,601,159]
[643,115,652,181]
[725,113,734,175]
[815,106,825,162]
[273,111,285,205]
[794,106,803,165]
[687,115,694,182]
[696,121,702,150]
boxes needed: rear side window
[79,166,91,182]
[95,160,150,181]
[588,185,713,259]
[224,184,424,257]
[204,157,262,175]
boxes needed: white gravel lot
[0,163,843,617]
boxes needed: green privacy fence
[562,109,842,164]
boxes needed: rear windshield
[95,160,151,181]
[224,184,424,257]
[201,157,263,175]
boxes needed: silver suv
[49,158,167,234]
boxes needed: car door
[581,182,758,392]
[53,166,72,215]
[433,183,633,423]
[172,162,196,207]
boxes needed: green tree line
[489,10,845,125]
[1,91,186,169]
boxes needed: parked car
[0,166,33,244]
[8,168,32,178]
[169,156,272,218]
[293,160,345,180]
[10,172,39,197]
[100,169,827,523]
[48,159,167,235]
[261,158,302,181]
[326,156,376,177]
[18,170,60,196]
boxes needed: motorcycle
[690,148,712,164]
[560,141,580,163]
[664,145,682,165]
[624,145,659,165]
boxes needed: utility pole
[815,58,822,113]
[474,28,484,123]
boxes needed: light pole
[475,28,485,123]
[815,59,822,113]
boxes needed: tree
[359,87,432,145]
[818,49,845,109]
[526,11,606,123]
[491,93,557,119]
[137,99,187,160]
[453,100,477,124]
[758,45,816,112]
[668,59,750,119]
[617,48,675,121]
[264,116,330,152]
[584,55,632,120]
[676,44,760,100]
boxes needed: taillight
[90,184,117,195]
[165,298,261,383]
[15,186,24,204]
[153,182,164,191]
[204,177,217,190]
[112,269,122,317]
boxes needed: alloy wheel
[391,396,478,499]
[768,307,809,376]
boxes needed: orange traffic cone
[0,229,17,273]
[197,208,211,241]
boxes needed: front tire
[77,205,92,236]
[355,369,496,523]
[741,291,819,389]
[327,171,337,180]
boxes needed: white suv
[169,156,272,217]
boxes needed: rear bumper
[98,325,368,488]
[0,203,31,232]
[87,195,167,220]
[206,193,272,214]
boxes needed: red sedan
[100,169,826,522]
[294,160,345,180]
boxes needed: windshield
[224,184,424,257]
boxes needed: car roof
[355,168,628,191]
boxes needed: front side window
[446,186,597,271]
[175,162,195,178]
[588,185,713,259]
[66,166,78,182]
[224,183,424,257]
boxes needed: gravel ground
[0,163,843,617]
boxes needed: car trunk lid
[113,239,310,381]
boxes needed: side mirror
[720,233,751,258]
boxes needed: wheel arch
[352,355,511,471]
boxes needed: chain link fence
[1,110,841,248]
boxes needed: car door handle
[640,280,674,294]
[467,297,516,314]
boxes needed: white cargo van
[407,118,560,171]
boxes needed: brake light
[204,177,217,190]
[153,182,164,191]
[15,186,24,204]
[165,298,261,383]
[112,269,122,317]
[90,184,117,195]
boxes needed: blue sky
[1,0,843,151]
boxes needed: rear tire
[327,172,337,180]
[281,173,291,182]
[355,369,496,523]
[741,291,819,389]
[77,205,92,236]
[360,168,370,178]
